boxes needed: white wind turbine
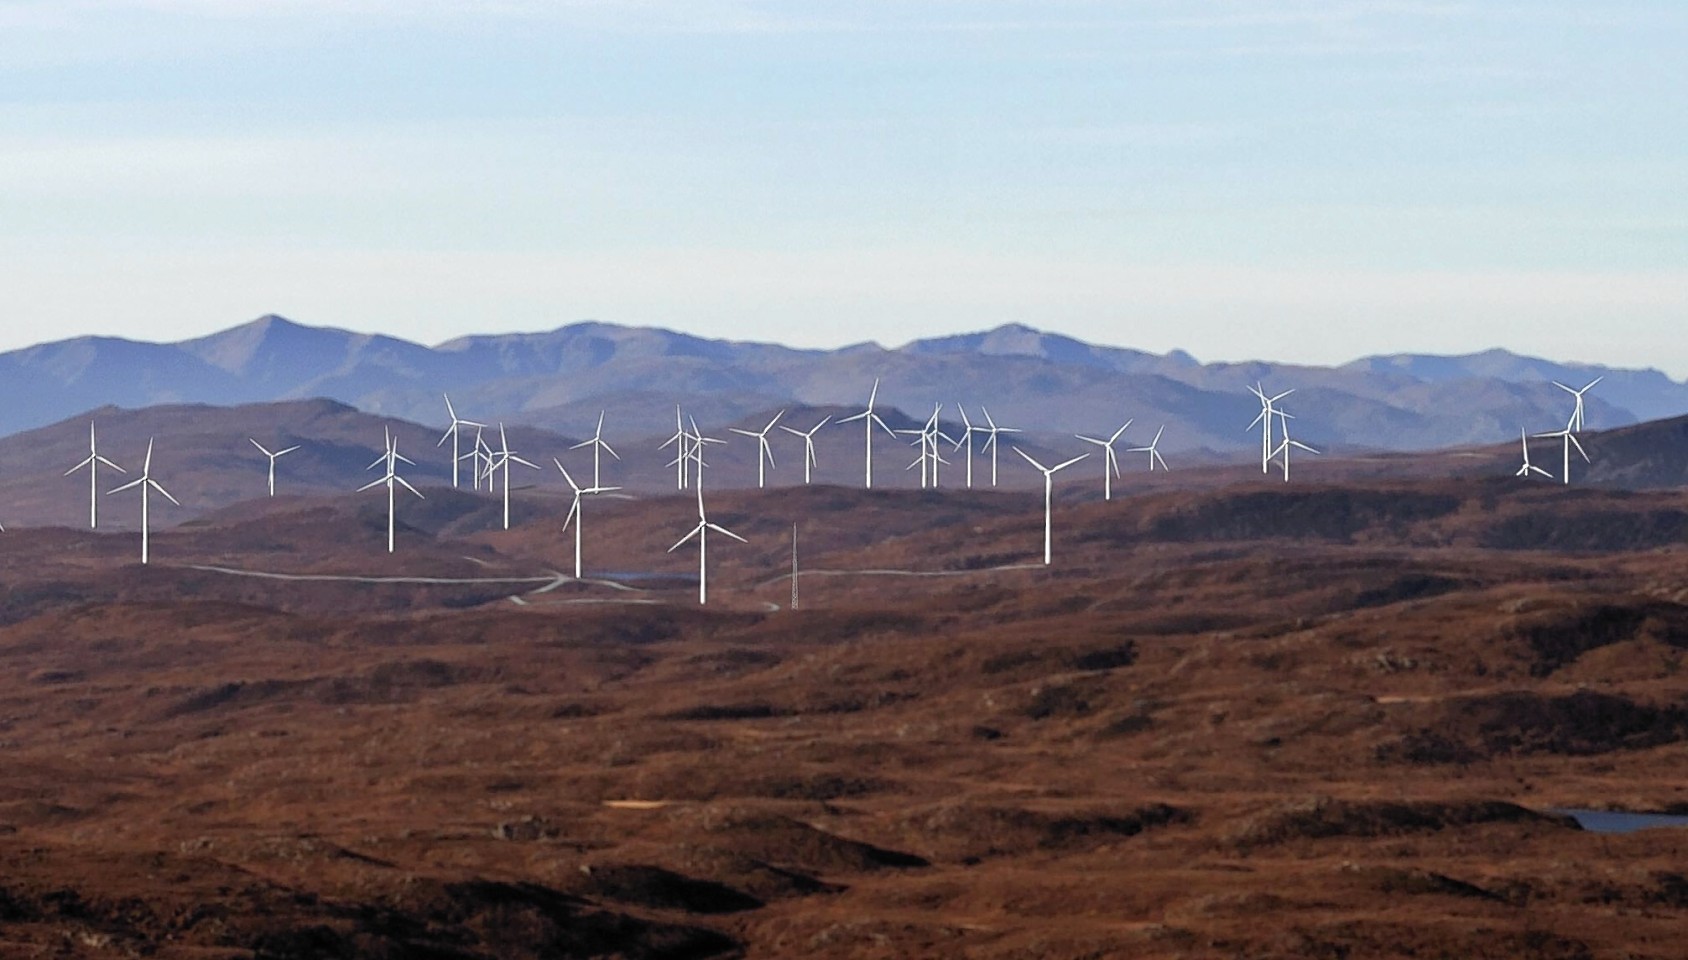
[1269,415,1318,482]
[729,410,785,489]
[1126,425,1170,472]
[357,429,422,554]
[65,420,124,529]
[778,415,832,484]
[839,378,897,489]
[1534,419,1588,485]
[977,406,1021,487]
[248,438,300,497]
[458,425,491,493]
[1515,427,1552,480]
[1075,419,1132,500]
[669,486,746,605]
[674,416,726,489]
[952,406,982,488]
[569,411,620,490]
[1013,447,1088,566]
[437,394,485,489]
[659,404,689,490]
[555,459,618,579]
[897,404,949,489]
[108,438,178,565]
[1553,376,1602,433]
[484,423,540,529]
[1247,383,1294,474]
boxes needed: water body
[1554,809,1688,834]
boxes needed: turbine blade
[249,438,271,456]
[396,475,424,498]
[554,459,580,492]
[1583,376,1603,390]
[277,446,300,456]
[779,425,805,437]
[669,524,702,552]
[729,428,757,437]
[569,438,593,450]
[811,414,832,432]
[563,497,579,530]
[765,409,785,432]
[149,479,181,506]
[601,441,620,460]
[393,452,416,466]
[1568,434,1589,461]
[838,411,869,423]
[65,455,95,476]
[1050,453,1089,472]
[707,522,747,543]
[1012,446,1045,471]
[981,406,998,429]
[357,476,388,493]
[1110,419,1133,443]
[108,476,145,494]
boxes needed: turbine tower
[1075,419,1132,500]
[437,394,485,489]
[669,486,746,605]
[569,411,620,490]
[357,431,424,554]
[1553,376,1602,433]
[952,406,982,488]
[484,423,540,529]
[107,438,179,565]
[458,425,491,493]
[729,410,785,489]
[248,438,300,497]
[1127,425,1170,472]
[1515,427,1551,479]
[1269,418,1318,482]
[778,415,832,484]
[839,378,896,489]
[555,459,619,579]
[1534,422,1588,485]
[659,404,689,490]
[977,406,1021,487]
[1013,447,1088,566]
[65,420,124,529]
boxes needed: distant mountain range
[2,315,1681,455]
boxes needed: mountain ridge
[0,315,1677,453]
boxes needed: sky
[0,0,1683,373]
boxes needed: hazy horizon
[1,2,1682,373]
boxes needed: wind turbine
[65,420,124,529]
[1515,428,1552,480]
[952,406,983,488]
[248,438,300,497]
[436,394,485,489]
[729,410,785,489]
[107,438,178,565]
[977,406,1021,487]
[1269,417,1318,482]
[458,425,491,493]
[897,404,949,489]
[1247,383,1295,474]
[778,415,832,484]
[1553,376,1602,433]
[555,459,618,579]
[484,423,540,529]
[569,411,620,490]
[839,378,897,489]
[659,404,689,490]
[1013,447,1088,565]
[1126,425,1169,472]
[669,486,746,605]
[1075,419,1132,500]
[1534,421,1588,485]
[670,416,726,490]
[357,430,422,554]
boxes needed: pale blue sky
[0,1,1683,371]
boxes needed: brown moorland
[0,472,1684,958]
